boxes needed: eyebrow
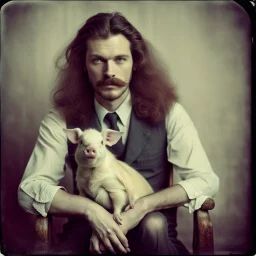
[89,54,130,59]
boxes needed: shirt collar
[94,90,132,126]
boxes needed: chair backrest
[169,165,173,187]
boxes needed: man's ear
[102,129,123,146]
[63,128,83,144]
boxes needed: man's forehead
[86,34,131,56]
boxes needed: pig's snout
[84,146,97,158]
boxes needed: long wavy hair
[52,12,177,125]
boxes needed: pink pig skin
[63,128,153,225]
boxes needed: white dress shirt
[18,92,219,216]
[94,92,132,144]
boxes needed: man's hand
[90,198,147,254]
[89,197,149,254]
[90,231,107,254]
[85,203,130,254]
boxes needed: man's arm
[48,188,130,254]
[141,184,189,211]
[120,102,219,233]
[18,109,129,254]
[18,109,69,216]
[119,184,189,234]
[166,102,219,213]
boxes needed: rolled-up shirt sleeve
[166,102,219,213]
[18,108,68,217]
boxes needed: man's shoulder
[167,101,187,119]
[165,101,193,128]
[42,107,66,128]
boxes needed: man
[18,12,219,255]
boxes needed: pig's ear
[102,129,123,147]
[63,128,83,144]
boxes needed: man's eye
[92,58,102,64]
[115,57,126,63]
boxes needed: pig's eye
[101,140,103,145]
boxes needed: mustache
[96,77,127,87]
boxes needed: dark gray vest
[66,109,171,195]
[65,109,178,231]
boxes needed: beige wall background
[1,0,251,254]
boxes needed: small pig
[63,128,153,225]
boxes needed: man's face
[85,34,133,101]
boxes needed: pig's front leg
[124,194,138,212]
[109,190,127,225]
[94,188,112,210]
[114,162,137,211]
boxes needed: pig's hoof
[128,195,137,208]
[113,213,122,225]
[124,204,133,212]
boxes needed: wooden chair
[34,168,215,255]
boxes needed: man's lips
[101,84,118,89]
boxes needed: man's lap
[53,209,190,255]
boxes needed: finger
[102,238,116,254]
[115,228,130,249]
[90,240,97,255]
[99,241,107,254]
[109,234,129,254]
[90,237,102,254]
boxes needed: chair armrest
[200,198,215,211]
[34,215,52,253]
[193,197,215,255]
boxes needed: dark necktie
[104,112,125,158]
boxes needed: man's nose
[104,61,116,78]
